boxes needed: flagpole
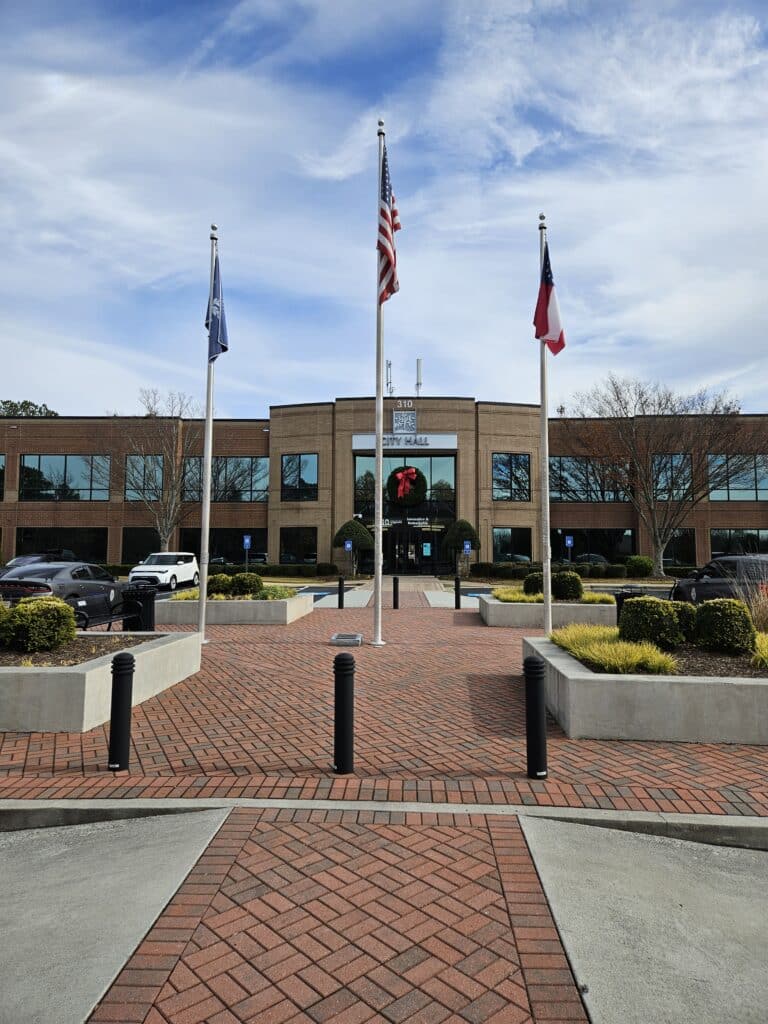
[197,224,218,643]
[538,213,552,635]
[372,121,386,646]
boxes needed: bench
[74,594,145,631]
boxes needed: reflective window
[652,453,691,501]
[125,454,163,501]
[0,453,4,501]
[16,526,108,562]
[708,454,768,502]
[281,454,318,502]
[710,528,768,556]
[663,528,696,566]
[122,527,161,564]
[353,455,456,521]
[180,528,268,564]
[183,456,269,502]
[19,454,110,501]
[280,526,317,564]
[549,456,628,502]
[492,453,531,502]
[550,528,635,563]
[492,528,532,563]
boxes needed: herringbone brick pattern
[1,610,767,814]
[89,808,582,1024]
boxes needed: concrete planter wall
[155,593,314,626]
[0,632,202,734]
[523,636,768,744]
[479,596,616,628]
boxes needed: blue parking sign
[463,540,472,555]
[565,535,573,548]
[243,534,251,550]
[344,539,353,552]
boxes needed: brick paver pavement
[88,807,586,1024]
[1,609,766,815]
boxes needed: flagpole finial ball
[378,119,385,135]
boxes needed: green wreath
[386,465,428,507]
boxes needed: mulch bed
[0,635,146,668]
[672,644,766,679]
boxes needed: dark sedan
[671,555,768,604]
[0,562,123,617]
[0,550,78,578]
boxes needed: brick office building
[0,397,766,571]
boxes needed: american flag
[377,143,401,303]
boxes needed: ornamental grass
[752,633,768,671]
[551,622,677,675]
[491,587,615,605]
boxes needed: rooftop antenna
[386,359,394,397]
[416,358,423,398]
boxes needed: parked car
[670,555,768,604]
[0,550,78,578]
[498,553,531,563]
[128,552,199,591]
[574,553,610,565]
[0,562,123,615]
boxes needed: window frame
[491,452,531,503]
[19,453,111,502]
[280,453,319,503]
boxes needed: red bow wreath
[395,467,417,498]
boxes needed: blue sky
[2,0,768,416]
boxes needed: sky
[2,0,767,418]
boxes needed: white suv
[128,552,199,591]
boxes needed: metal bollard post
[108,652,136,771]
[523,655,548,779]
[454,575,461,609]
[393,576,399,610]
[338,576,345,610]
[333,653,355,774]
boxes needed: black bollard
[108,652,136,772]
[333,652,355,774]
[454,575,461,609]
[338,576,345,610]
[393,576,399,610]
[523,655,548,779]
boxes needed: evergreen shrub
[2,597,77,652]
[207,574,232,596]
[626,555,654,578]
[229,572,264,596]
[603,564,627,579]
[552,571,583,600]
[619,596,683,651]
[695,599,756,655]
[670,601,697,642]
[523,572,544,595]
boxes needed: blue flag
[205,252,229,362]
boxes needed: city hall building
[0,396,767,571]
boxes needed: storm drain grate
[330,633,363,646]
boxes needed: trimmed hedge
[1,596,77,652]
[524,572,544,595]
[670,600,697,642]
[552,571,583,601]
[602,564,628,579]
[619,596,683,651]
[664,565,697,579]
[470,562,541,580]
[229,572,264,596]
[207,574,232,595]
[695,599,756,655]
[626,555,653,578]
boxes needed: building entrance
[384,523,446,575]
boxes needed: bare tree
[123,390,202,551]
[561,374,764,576]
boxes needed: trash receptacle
[121,582,157,632]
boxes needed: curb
[1,798,767,849]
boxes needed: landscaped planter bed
[479,596,616,627]
[522,635,768,744]
[155,593,314,626]
[0,631,202,733]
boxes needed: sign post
[565,535,573,562]
[243,533,251,572]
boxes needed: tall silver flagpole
[372,120,386,647]
[197,224,218,643]
[538,213,552,635]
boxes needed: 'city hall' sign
[352,433,458,451]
